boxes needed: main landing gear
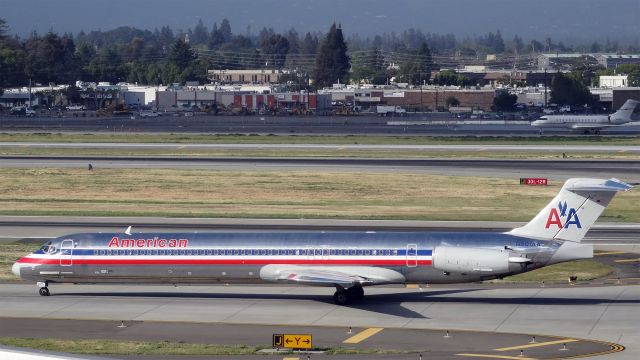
[37,281,50,296]
[333,285,364,305]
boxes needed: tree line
[1,17,639,102]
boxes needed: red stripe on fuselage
[17,257,432,266]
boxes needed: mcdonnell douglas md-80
[13,178,632,305]
[531,99,639,134]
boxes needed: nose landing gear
[37,281,50,296]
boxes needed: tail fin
[611,99,640,123]
[508,178,632,242]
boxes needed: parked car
[66,105,85,111]
[139,110,160,118]
[10,106,36,117]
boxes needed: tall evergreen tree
[314,23,350,88]
[169,38,196,71]
[192,19,209,45]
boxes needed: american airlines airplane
[12,178,632,305]
[531,99,639,134]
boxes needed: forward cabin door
[59,239,74,267]
[406,244,418,267]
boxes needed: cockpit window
[39,241,52,253]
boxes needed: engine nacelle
[432,246,511,274]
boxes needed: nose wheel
[37,281,50,296]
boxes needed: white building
[599,75,628,88]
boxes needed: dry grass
[0,242,40,280]
[0,168,637,221]
[1,147,638,159]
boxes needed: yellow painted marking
[405,284,420,289]
[614,258,640,263]
[457,354,536,360]
[494,338,578,351]
[594,251,626,256]
[343,327,384,344]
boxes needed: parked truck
[376,105,406,117]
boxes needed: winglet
[124,226,132,235]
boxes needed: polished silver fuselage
[14,231,563,285]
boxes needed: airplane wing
[260,265,406,287]
[569,123,631,130]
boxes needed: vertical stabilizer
[508,178,632,242]
[610,99,640,123]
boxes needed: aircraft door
[406,244,418,267]
[60,239,74,266]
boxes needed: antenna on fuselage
[124,226,132,235]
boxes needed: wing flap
[259,265,405,287]
[279,269,371,286]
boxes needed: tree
[314,23,350,88]
[445,96,460,107]
[24,32,78,84]
[261,34,289,69]
[219,19,232,43]
[493,91,517,111]
[209,23,226,49]
[0,18,8,40]
[397,42,432,85]
[191,19,209,45]
[300,32,318,55]
[550,73,592,105]
[169,39,196,71]
[351,48,386,84]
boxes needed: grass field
[2,132,640,145]
[497,260,613,283]
[1,146,637,160]
[0,169,637,221]
[0,337,409,356]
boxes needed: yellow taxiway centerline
[614,258,640,263]
[457,354,536,360]
[343,327,384,344]
[494,338,578,351]
[594,251,626,256]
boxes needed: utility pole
[28,78,32,109]
[544,68,548,107]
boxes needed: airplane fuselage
[14,231,569,286]
[531,115,612,129]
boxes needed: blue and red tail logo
[545,201,582,229]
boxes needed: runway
[0,283,636,359]
[1,114,640,135]
[2,156,640,179]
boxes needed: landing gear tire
[333,289,351,305]
[39,287,50,296]
[347,286,364,301]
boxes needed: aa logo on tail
[545,201,582,229]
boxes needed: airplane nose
[12,262,21,278]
